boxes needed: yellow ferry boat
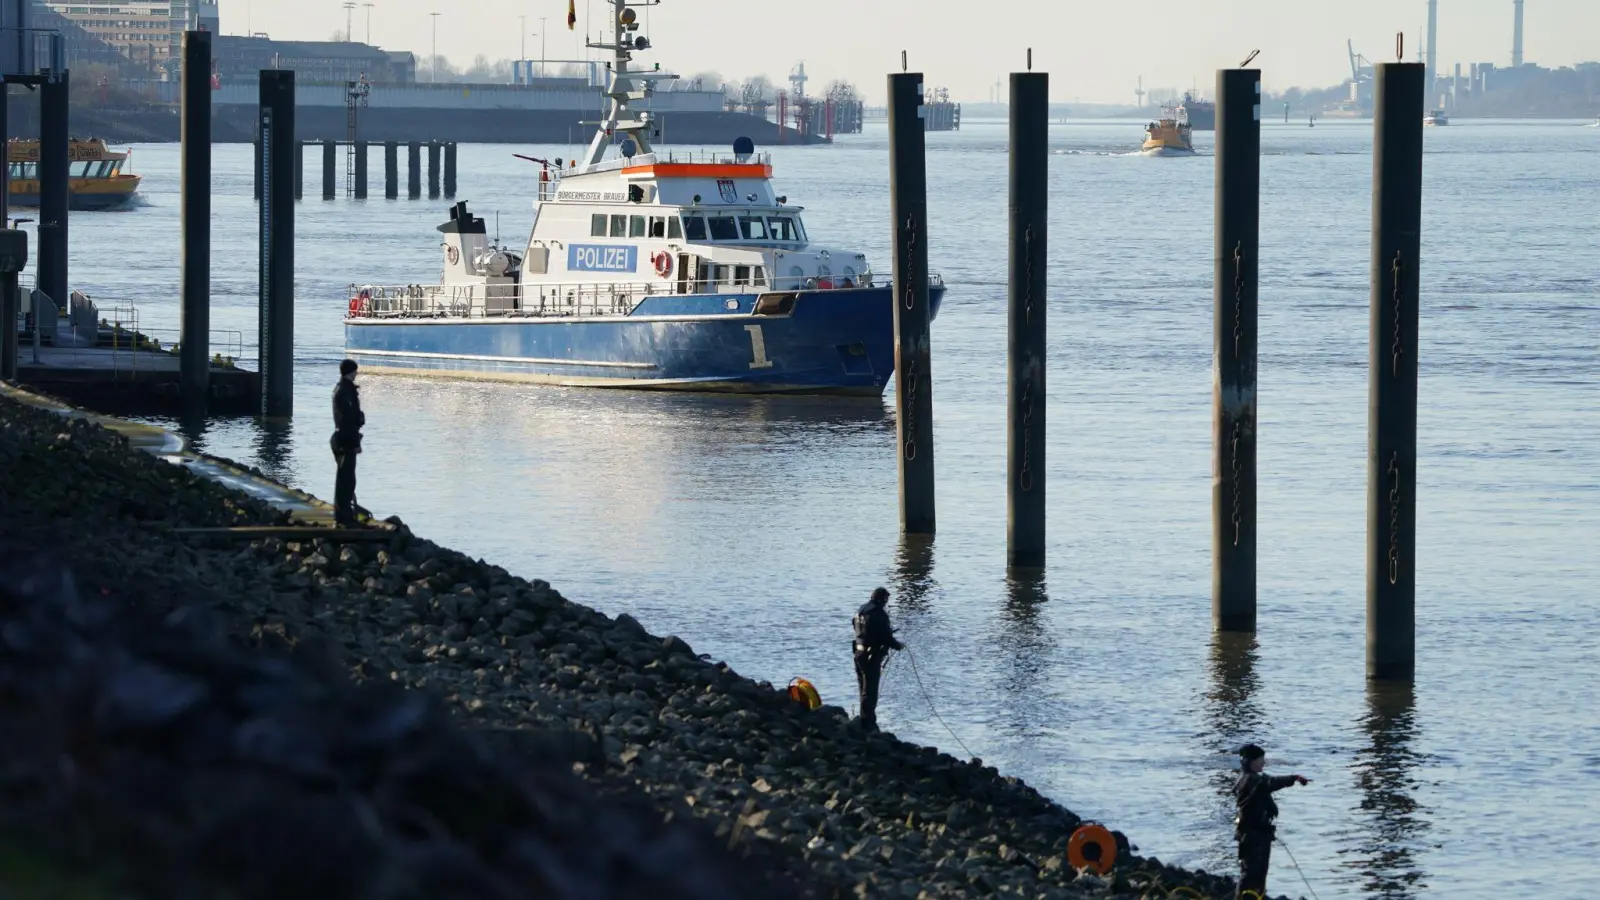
[1141,105,1194,156]
[7,138,141,211]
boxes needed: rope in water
[1275,835,1324,900]
[895,646,979,760]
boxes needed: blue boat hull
[344,286,946,396]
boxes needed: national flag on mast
[567,0,576,30]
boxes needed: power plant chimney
[1426,0,1438,77]
[1512,0,1525,67]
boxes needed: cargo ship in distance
[343,0,942,395]
[1179,92,1215,131]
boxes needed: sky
[232,0,1596,103]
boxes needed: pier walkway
[1,382,338,529]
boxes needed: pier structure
[1007,59,1047,570]
[1212,68,1261,632]
[888,68,936,536]
[1367,61,1425,681]
[251,138,459,202]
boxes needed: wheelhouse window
[667,217,683,239]
[590,214,607,237]
[682,216,707,241]
[767,216,802,243]
[753,267,767,287]
[733,265,750,286]
[707,216,739,241]
[629,215,647,238]
[648,216,666,238]
[738,216,768,240]
[609,215,627,237]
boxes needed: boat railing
[348,281,677,320]
[347,271,942,320]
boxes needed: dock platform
[15,346,261,416]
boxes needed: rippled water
[34,118,1599,897]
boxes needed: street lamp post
[539,17,547,77]
[343,1,356,41]
[364,2,375,44]
[520,16,527,61]
[429,12,441,83]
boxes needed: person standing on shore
[852,587,903,730]
[331,360,365,528]
[1233,743,1310,900]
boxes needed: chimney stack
[1512,0,1525,67]
[1426,0,1438,77]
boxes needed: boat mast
[580,0,660,168]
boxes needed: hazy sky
[236,0,1595,103]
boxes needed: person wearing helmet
[851,587,904,731]
[330,359,365,527]
[1233,743,1310,899]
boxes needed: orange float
[787,677,822,710]
[1066,822,1118,875]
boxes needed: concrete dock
[15,345,261,416]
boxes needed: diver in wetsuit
[1233,743,1310,899]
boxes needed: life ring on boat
[652,251,673,278]
[814,277,834,290]
[348,291,371,318]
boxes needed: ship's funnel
[1512,0,1525,67]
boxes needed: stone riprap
[0,394,1274,900]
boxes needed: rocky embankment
[0,393,1263,900]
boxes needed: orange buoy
[787,677,822,710]
[1066,823,1117,875]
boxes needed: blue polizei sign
[568,244,638,273]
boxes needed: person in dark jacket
[852,587,904,730]
[331,360,365,527]
[1232,743,1310,899]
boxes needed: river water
[33,118,1599,897]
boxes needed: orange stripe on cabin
[621,163,773,179]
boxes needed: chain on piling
[1387,450,1401,585]
[1390,250,1404,377]
[1230,421,1243,547]
[1019,225,1036,492]
[900,213,919,461]
[1232,242,1244,359]
[1228,242,1247,547]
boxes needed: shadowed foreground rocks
[0,394,1274,900]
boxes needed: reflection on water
[174,412,210,455]
[1345,681,1431,898]
[254,418,296,487]
[891,534,936,613]
[1201,633,1265,859]
[995,571,1053,738]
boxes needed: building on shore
[34,0,218,77]
[213,36,416,86]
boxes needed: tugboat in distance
[1141,105,1195,156]
[342,0,943,396]
[1424,108,1449,126]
